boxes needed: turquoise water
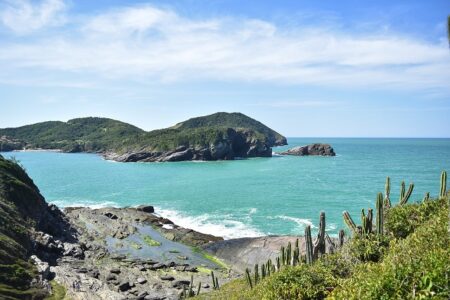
[2,138,449,239]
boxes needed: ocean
[2,138,449,239]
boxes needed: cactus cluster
[399,181,414,205]
[343,177,418,237]
[181,275,201,299]
[211,271,219,290]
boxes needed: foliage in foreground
[195,175,449,300]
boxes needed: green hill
[172,112,286,146]
[0,155,71,298]
[0,113,287,162]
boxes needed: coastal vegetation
[0,113,286,160]
[194,172,449,299]
[0,155,51,298]
[1,153,448,299]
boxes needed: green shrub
[347,234,390,263]
[385,197,445,238]
[248,263,336,300]
[330,199,449,299]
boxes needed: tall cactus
[376,192,384,236]
[361,209,367,235]
[254,264,259,285]
[384,176,391,208]
[197,282,201,296]
[399,181,414,205]
[286,242,292,265]
[210,271,215,289]
[313,211,326,259]
[338,229,345,247]
[367,208,373,233]
[343,211,358,234]
[305,225,313,264]
[280,246,286,266]
[440,171,447,199]
[245,268,253,289]
[423,192,430,202]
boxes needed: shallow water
[2,138,449,238]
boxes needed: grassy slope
[195,195,449,300]
[0,155,49,299]
[0,113,286,153]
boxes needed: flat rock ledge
[280,143,335,156]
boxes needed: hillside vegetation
[0,155,50,299]
[0,113,286,154]
[194,173,449,300]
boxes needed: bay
[2,138,449,239]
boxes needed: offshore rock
[281,143,335,156]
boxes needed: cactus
[276,256,280,271]
[305,225,313,264]
[187,275,195,297]
[293,244,300,266]
[325,233,336,253]
[245,268,253,289]
[286,242,292,265]
[398,181,414,205]
[211,271,217,290]
[182,285,187,299]
[440,171,447,199]
[343,211,358,234]
[384,176,391,208]
[197,282,201,296]
[254,264,259,285]
[261,263,266,279]
[280,246,286,266]
[367,209,373,233]
[313,211,326,259]
[215,277,219,290]
[266,260,270,276]
[376,192,384,236]
[338,229,345,247]
[361,209,367,235]
[423,192,430,201]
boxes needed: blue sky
[0,0,449,137]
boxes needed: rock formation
[281,143,335,156]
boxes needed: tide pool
[2,138,449,239]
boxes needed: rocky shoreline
[32,204,308,300]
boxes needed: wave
[155,207,265,240]
[272,215,315,229]
[51,199,118,209]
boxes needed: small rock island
[281,143,335,156]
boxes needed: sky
[0,0,449,137]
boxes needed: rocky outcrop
[104,128,273,162]
[281,143,335,156]
[0,113,286,162]
[0,135,26,151]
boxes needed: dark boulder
[136,205,154,213]
[281,144,335,156]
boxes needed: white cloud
[0,2,449,93]
[0,0,66,34]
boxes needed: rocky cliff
[0,112,287,162]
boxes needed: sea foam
[155,207,264,240]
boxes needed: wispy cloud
[0,0,66,34]
[0,1,449,93]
